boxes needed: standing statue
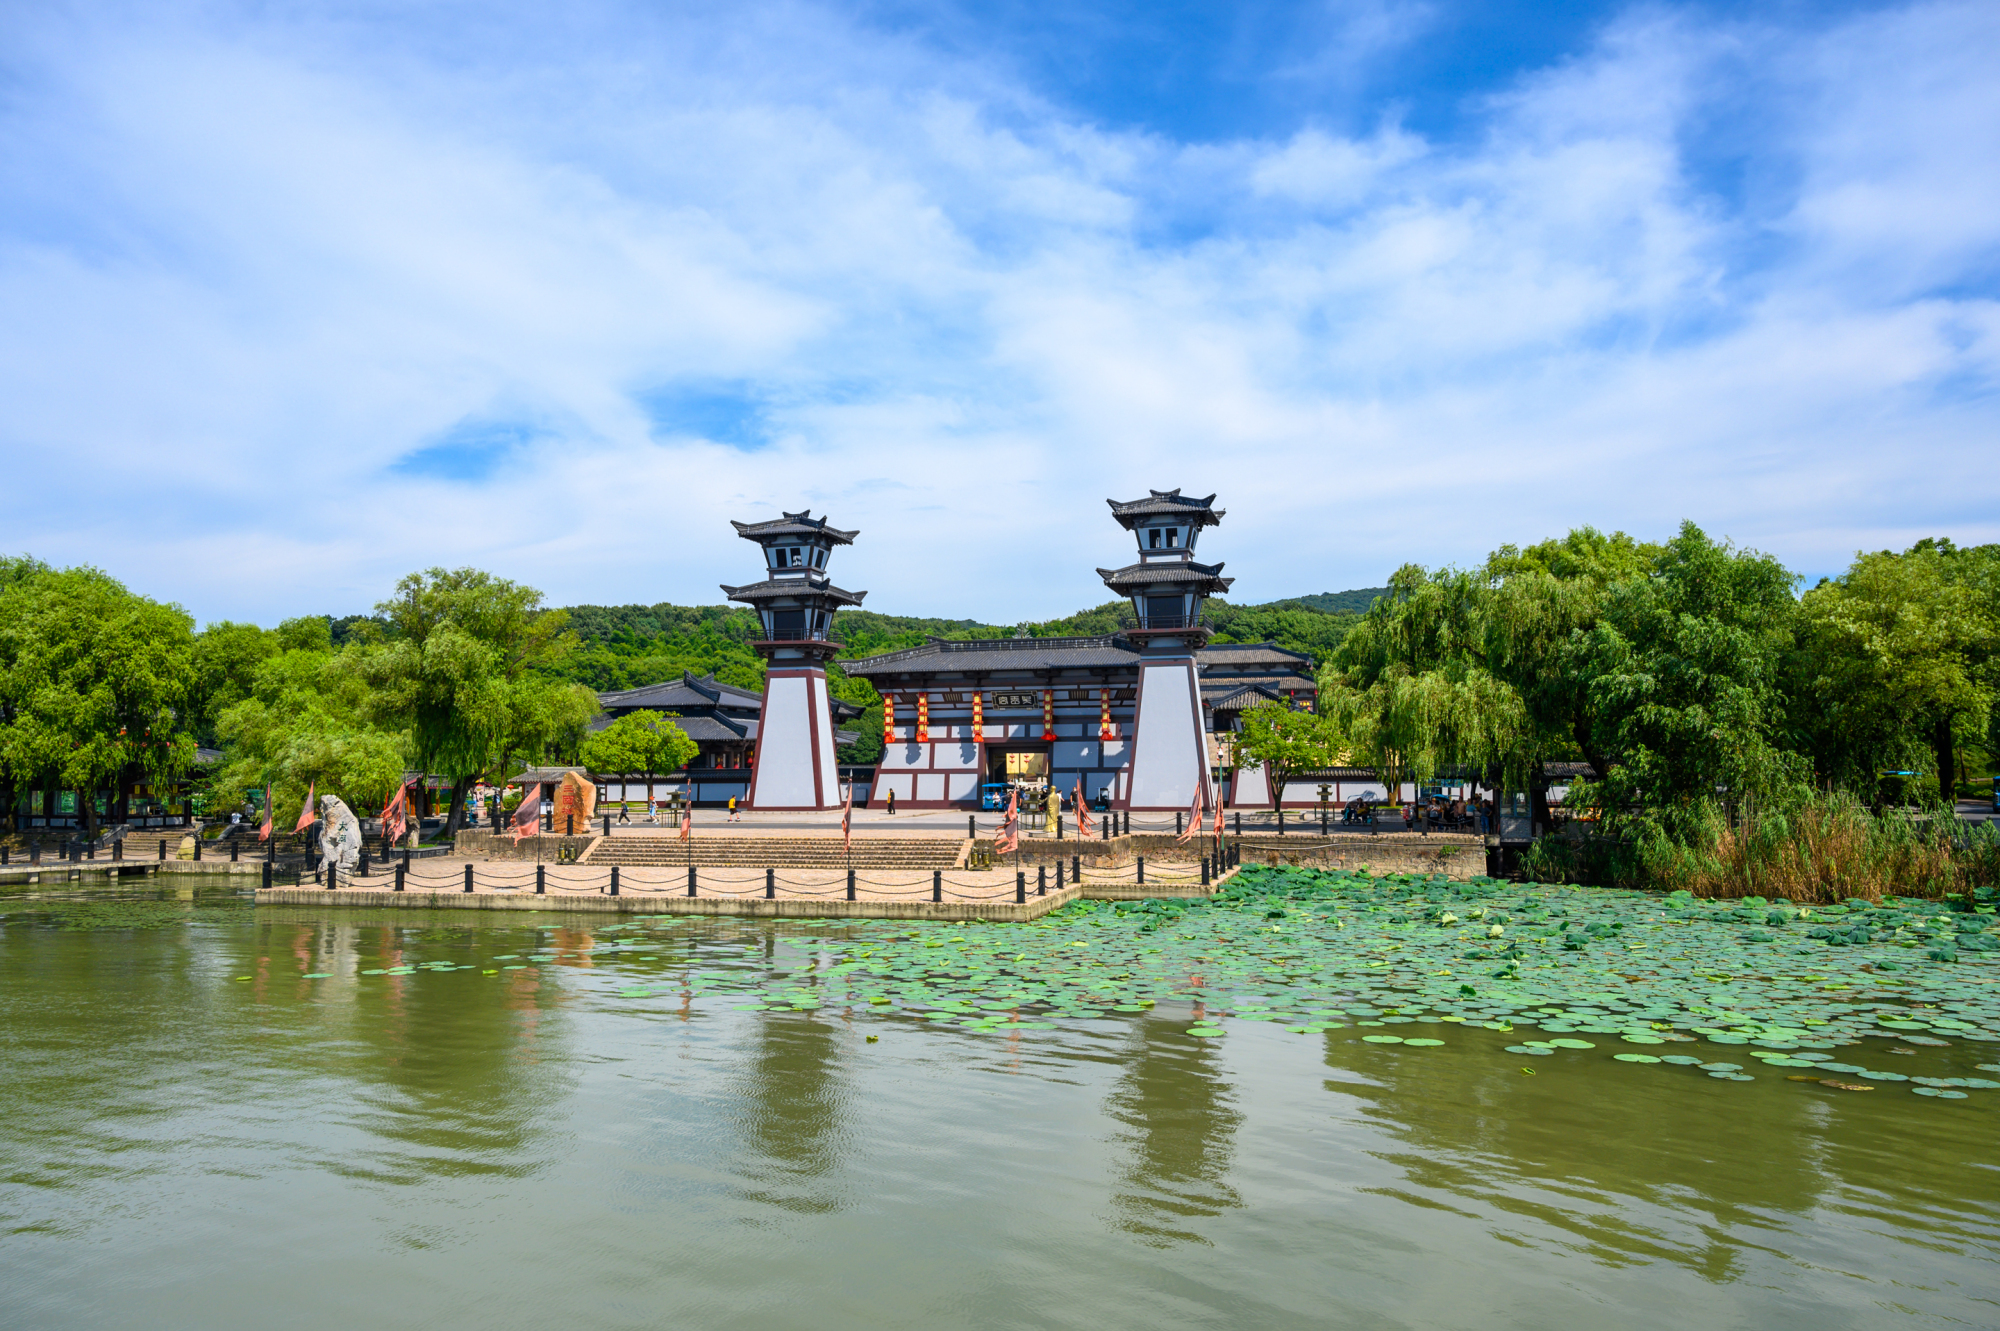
[1045,785,1061,837]
[319,795,363,873]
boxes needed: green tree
[360,568,595,833]
[1231,704,1347,808]
[0,564,198,835]
[1572,523,1804,845]
[577,710,699,803]
[209,639,408,820]
[1790,541,1998,801]
[1321,565,1527,803]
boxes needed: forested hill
[548,592,1380,693]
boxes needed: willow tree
[359,569,597,834]
[1319,564,1527,804]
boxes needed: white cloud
[0,0,1994,625]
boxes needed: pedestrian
[727,795,740,823]
[646,796,657,824]
[1402,801,1415,833]
[885,787,896,816]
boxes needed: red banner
[1099,688,1116,740]
[916,693,929,744]
[882,694,895,745]
[971,692,983,743]
[1041,690,1056,741]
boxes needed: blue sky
[0,0,1995,624]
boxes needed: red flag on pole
[994,786,1020,856]
[293,780,317,833]
[382,779,412,846]
[1176,780,1205,843]
[258,786,274,841]
[841,783,853,853]
[512,784,541,842]
[679,791,692,843]
[1073,778,1094,839]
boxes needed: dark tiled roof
[720,575,867,607]
[1097,560,1233,595]
[672,715,755,742]
[600,671,763,712]
[1106,489,1225,526]
[1204,682,1288,710]
[730,511,858,544]
[1198,642,1313,667]
[843,634,1141,676]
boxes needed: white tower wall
[1124,658,1215,811]
[748,667,840,810]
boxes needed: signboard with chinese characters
[990,692,1038,708]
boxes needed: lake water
[3,885,1997,1330]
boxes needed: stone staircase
[583,835,967,870]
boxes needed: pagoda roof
[720,576,868,607]
[1105,489,1225,528]
[1097,559,1234,595]
[730,511,859,544]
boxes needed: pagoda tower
[1098,490,1232,812]
[723,511,866,811]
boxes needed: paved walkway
[314,855,1216,904]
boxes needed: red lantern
[882,694,896,745]
[916,693,930,744]
[1099,688,1117,740]
[1041,690,1057,742]
[971,692,983,743]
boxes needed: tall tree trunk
[444,779,468,838]
[1933,714,1957,807]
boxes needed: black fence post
[932,870,941,903]
[1278,810,1286,836]
[1201,857,1211,886]
[765,868,775,900]
[1055,859,1063,889]
[535,864,544,895]
[359,850,370,878]
[1137,856,1145,885]
[687,866,697,897]
[1038,865,1046,896]
[193,836,202,861]
[262,861,273,890]
[1072,854,1080,882]
[395,863,406,892]
[113,838,122,862]
[846,870,856,902]
[610,866,620,896]
[1234,812,1241,838]
[566,815,574,838]
[968,815,975,839]
[326,864,337,891]
[1176,812,1182,835]
[462,864,473,892]
[1015,871,1025,904]
[268,838,276,863]
[602,813,610,837]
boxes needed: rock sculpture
[553,770,597,835]
[319,795,363,873]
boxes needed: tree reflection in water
[1104,1016,1243,1245]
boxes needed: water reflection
[1104,1016,1243,1245]
[731,1013,850,1216]
[1320,1029,2000,1282]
